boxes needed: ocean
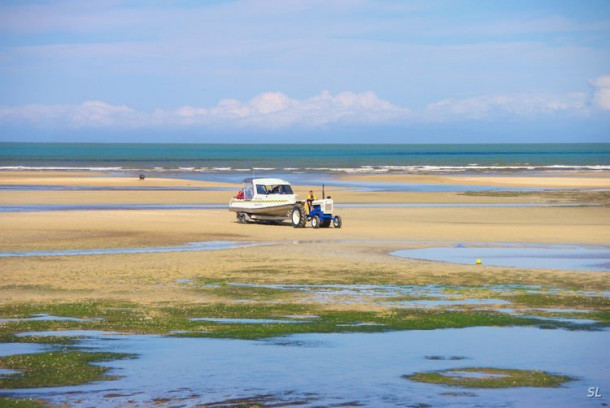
[1,143,609,181]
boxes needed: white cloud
[68,101,135,126]
[591,75,610,111]
[0,91,410,129]
[168,91,411,128]
[0,101,136,127]
[0,85,605,130]
[422,93,589,122]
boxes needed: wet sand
[2,170,609,205]
[1,171,609,305]
[1,206,608,251]
[0,171,236,188]
[341,172,610,189]
[1,189,597,206]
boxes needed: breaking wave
[2,164,610,174]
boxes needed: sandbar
[1,170,609,307]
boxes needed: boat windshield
[255,184,294,195]
[243,181,254,200]
[277,184,294,194]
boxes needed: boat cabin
[242,178,295,200]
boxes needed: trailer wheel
[311,215,320,229]
[333,215,342,228]
[291,205,306,228]
[236,213,245,223]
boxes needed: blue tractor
[290,186,342,229]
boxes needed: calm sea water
[1,143,609,175]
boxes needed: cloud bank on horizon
[0,82,607,130]
[0,0,609,141]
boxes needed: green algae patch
[0,297,605,342]
[194,282,304,302]
[405,367,572,388]
[0,304,592,341]
[169,305,564,340]
[0,332,77,345]
[506,293,610,309]
[0,301,125,319]
[0,397,51,407]
[0,351,134,389]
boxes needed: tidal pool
[2,202,600,213]
[337,203,602,208]
[0,241,264,258]
[0,343,48,358]
[0,314,103,323]
[225,283,515,309]
[0,185,234,192]
[0,203,227,212]
[391,243,610,271]
[1,327,608,407]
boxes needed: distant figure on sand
[139,173,145,181]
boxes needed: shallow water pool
[0,314,103,323]
[2,202,600,213]
[391,243,610,271]
[0,241,264,258]
[1,327,608,407]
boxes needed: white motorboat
[229,178,299,223]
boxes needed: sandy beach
[3,2,609,403]
[1,171,609,306]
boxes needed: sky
[0,0,609,143]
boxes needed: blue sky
[0,0,609,143]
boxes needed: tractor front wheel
[291,205,307,228]
[311,215,320,229]
[333,215,342,228]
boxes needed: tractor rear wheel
[291,205,306,228]
[333,215,342,228]
[311,215,320,229]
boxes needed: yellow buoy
[476,259,482,265]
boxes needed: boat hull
[228,200,295,217]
